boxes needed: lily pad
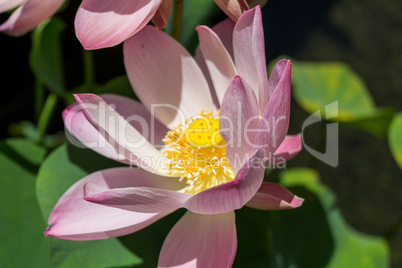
[340,107,395,137]
[271,168,389,268]
[269,58,395,136]
[30,17,66,94]
[0,139,50,268]
[291,61,375,119]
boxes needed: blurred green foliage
[0,0,399,267]
[389,112,402,169]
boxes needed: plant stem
[37,93,58,143]
[34,78,45,121]
[83,50,95,87]
[172,0,184,42]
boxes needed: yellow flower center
[163,111,235,194]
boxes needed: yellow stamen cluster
[163,111,235,194]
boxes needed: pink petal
[151,0,172,29]
[197,25,236,105]
[101,94,168,148]
[246,182,304,210]
[184,149,265,215]
[214,0,249,22]
[46,167,183,240]
[0,0,64,36]
[220,76,259,173]
[158,211,237,268]
[62,102,129,164]
[63,94,168,164]
[83,182,191,213]
[195,19,235,109]
[194,46,220,110]
[75,0,163,49]
[268,59,290,106]
[0,0,23,13]
[233,6,269,109]
[211,18,236,60]
[124,26,214,129]
[274,134,302,161]
[74,93,168,175]
[254,60,291,158]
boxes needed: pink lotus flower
[46,6,303,267]
[0,0,64,36]
[75,0,249,49]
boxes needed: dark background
[1,0,401,266]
